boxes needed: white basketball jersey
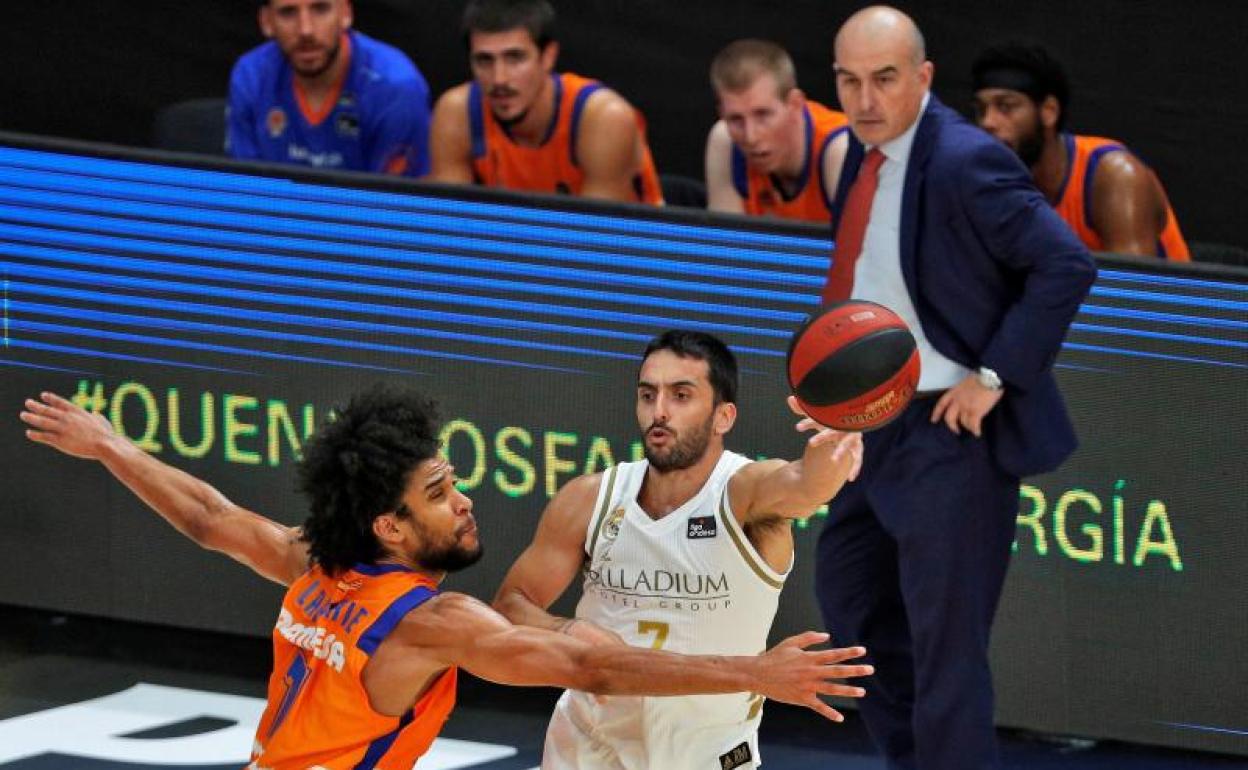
[542,451,790,770]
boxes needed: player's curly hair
[297,385,442,575]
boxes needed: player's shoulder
[394,590,505,644]
[230,40,284,88]
[726,450,777,481]
[1089,142,1151,184]
[573,77,640,127]
[806,98,848,127]
[583,86,635,116]
[555,470,610,505]
[536,470,614,532]
[433,81,474,115]
[417,589,484,617]
[350,31,428,92]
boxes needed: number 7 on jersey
[637,620,669,649]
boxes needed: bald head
[832,5,932,146]
[835,5,926,66]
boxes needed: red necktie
[821,148,885,303]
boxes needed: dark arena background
[1,1,1245,768]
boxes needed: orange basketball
[786,300,921,431]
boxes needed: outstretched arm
[729,396,863,523]
[408,592,872,722]
[20,391,308,586]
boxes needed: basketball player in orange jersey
[428,0,663,204]
[972,42,1189,260]
[705,39,850,223]
[20,386,872,770]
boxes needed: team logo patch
[687,515,717,539]
[719,741,753,769]
[335,112,360,138]
[602,506,626,541]
[265,107,287,138]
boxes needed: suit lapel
[900,96,941,298]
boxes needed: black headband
[972,66,1046,102]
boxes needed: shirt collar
[867,90,930,166]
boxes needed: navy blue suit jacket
[831,96,1097,477]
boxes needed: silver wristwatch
[976,366,1003,391]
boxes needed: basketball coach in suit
[814,7,1096,770]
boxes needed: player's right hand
[754,631,871,723]
[20,391,117,460]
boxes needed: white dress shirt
[851,91,969,391]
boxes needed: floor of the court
[1,607,1242,769]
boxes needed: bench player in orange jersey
[428,0,663,204]
[705,39,850,223]
[20,385,872,770]
[972,42,1189,260]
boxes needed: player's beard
[495,107,531,129]
[1015,113,1045,168]
[291,38,342,80]
[489,89,529,129]
[412,519,483,573]
[418,541,483,573]
[644,412,715,473]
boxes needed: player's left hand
[930,374,1004,437]
[20,391,117,459]
[787,396,864,481]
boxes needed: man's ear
[715,401,738,436]
[1040,94,1061,131]
[372,512,404,545]
[540,40,560,73]
[258,5,274,38]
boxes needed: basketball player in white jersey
[494,330,865,770]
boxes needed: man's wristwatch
[976,366,1003,391]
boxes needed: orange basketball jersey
[469,72,663,204]
[250,563,456,770]
[1053,133,1190,260]
[731,100,849,223]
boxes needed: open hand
[754,631,872,723]
[20,392,117,460]
[787,396,864,481]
